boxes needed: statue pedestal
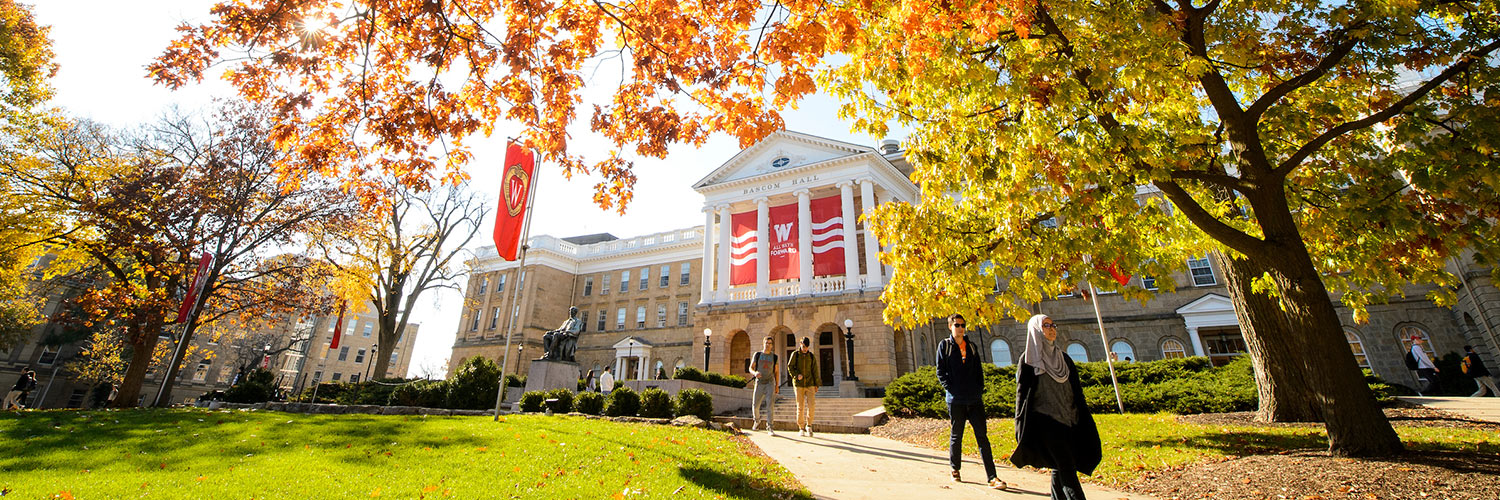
[524,360,581,395]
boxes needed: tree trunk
[371,313,395,381]
[1213,252,1325,422]
[112,323,158,408]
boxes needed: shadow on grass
[1129,429,1327,455]
[678,465,814,500]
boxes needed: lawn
[0,409,811,499]
[891,413,1500,487]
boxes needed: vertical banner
[767,202,799,281]
[329,302,347,351]
[809,195,845,276]
[173,252,214,324]
[493,142,536,261]
[730,211,758,285]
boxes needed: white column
[755,197,770,300]
[796,189,813,296]
[639,353,650,380]
[859,179,883,289]
[1187,327,1206,357]
[716,204,732,302]
[700,207,715,304]
[614,355,624,380]
[838,181,859,290]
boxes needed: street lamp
[363,343,378,382]
[702,328,712,371]
[842,319,857,381]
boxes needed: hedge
[672,367,749,389]
[546,388,575,413]
[447,357,501,409]
[674,388,713,420]
[575,391,605,415]
[605,386,641,417]
[519,391,547,413]
[639,388,673,418]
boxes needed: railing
[769,282,800,298]
[808,276,848,294]
[729,287,758,302]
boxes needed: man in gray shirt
[749,336,781,435]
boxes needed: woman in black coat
[1010,314,1102,500]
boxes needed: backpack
[1462,355,1472,375]
[1403,350,1419,370]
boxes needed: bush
[883,365,1015,418]
[673,367,749,389]
[225,369,276,403]
[447,356,501,410]
[575,391,605,415]
[547,388,575,413]
[391,380,449,408]
[604,386,641,417]
[639,388,673,418]
[519,391,548,413]
[503,374,527,388]
[675,388,713,420]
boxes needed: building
[301,305,421,388]
[450,130,1500,395]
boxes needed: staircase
[715,397,886,434]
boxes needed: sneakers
[798,428,807,437]
[806,427,814,437]
[950,470,961,482]
[768,428,776,436]
[989,478,1008,490]
[750,421,761,431]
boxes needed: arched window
[1110,340,1136,362]
[990,339,1012,367]
[1398,324,1434,360]
[1066,343,1088,363]
[654,360,665,379]
[674,358,685,372]
[1161,339,1187,359]
[1344,330,1369,368]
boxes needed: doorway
[819,330,835,386]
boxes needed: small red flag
[493,141,536,261]
[329,302,346,351]
[173,253,214,324]
[1103,261,1131,287]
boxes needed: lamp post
[842,319,857,381]
[363,343,378,382]
[702,328,712,371]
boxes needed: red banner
[493,142,536,261]
[768,203,799,281]
[810,196,845,276]
[329,302,346,351]
[730,211,757,285]
[173,252,213,324]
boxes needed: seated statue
[539,306,584,362]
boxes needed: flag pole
[494,140,541,421]
[1084,255,1126,414]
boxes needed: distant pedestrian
[599,366,615,393]
[748,336,780,435]
[936,314,1006,490]
[787,337,820,437]
[1012,314,1101,500]
[656,366,668,380]
[584,369,597,392]
[1462,345,1498,397]
[1409,335,1440,396]
[4,368,34,410]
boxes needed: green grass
[931,413,1500,487]
[0,409,811,499]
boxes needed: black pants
[1051,467,1086,500]
[1416,368,1439,395]
[946,401,997,480]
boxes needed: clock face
[771,156,791,169]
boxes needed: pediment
[1176,293,1234,316]
[611,336,654,349]
[693,130,873,190]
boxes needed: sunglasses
[952,323,966,328]
[1042,322,1057,328]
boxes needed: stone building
[450,130,1500,395]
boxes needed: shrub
[575,391,605,415]
[503,374,527,388]
[639,388,673,418]
[392,380,449,408]
[225,369,276,403]
[519,391,548,412]
[447,356,501,410]
[547,388,575,413]
[675,388,713,420]
[604,386,641,417]
[674,367,749,389]
[883,365,1015,418]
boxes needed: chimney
[879,139,901,155]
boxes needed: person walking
[583,369,597,393]
[599,366,615,393]
[748,336,780,435]
[1012,314,1101,500]
[1462,345,1498,397]
[787,336,820,437]
[1409,335,1440,396]
[4,368,33,411]
[936,314,1006,490]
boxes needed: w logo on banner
[810,195,846,276]
[773,222,794,242]
[493,142,536,261]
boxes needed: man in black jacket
[935,314,1005,490]
[1464,345,1498,397]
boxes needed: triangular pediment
[1176,293,1234,316]
[693,130,874,190]
[611,336,654,349]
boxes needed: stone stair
[715,397,886,434]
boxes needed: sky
[34,0,897,378]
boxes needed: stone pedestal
[523,360,581,395]
[838,380,860,398]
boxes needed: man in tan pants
[787,337,821,436]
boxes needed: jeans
[752,381,777,427]
[1416,368,1439,395]
[1051,467,1087,500]
[946,401,997,480]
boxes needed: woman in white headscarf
[1010,314,1101,500]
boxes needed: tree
[319,182,484,383]
[0,0,59,350]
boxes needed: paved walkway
[745,431,1156,500]
[1398,396,1500,423]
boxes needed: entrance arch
[728,329,751,376]
[814,322,842,387]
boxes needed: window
[675,358,686,371]
[1066,343,1088,363]
[355,348,366,363]
[490,307,500,329]
[362,323,372,337]
[1110,341,1135,362]
[390,352,399,364]
[602,276,611,294]
[1187,256,1216,286]
[478,276,488,295]
[1398,325,1433,361]
[1345,330,1369,368]
[660,265,671,287]
[193,360,211,382]
[332,372,342,381]
[67,389,88,408]
[1141,275,1158,290]
[470,310,479,331]
[677,302,689,326]
[519,271,526,289]
[221,365,235,382]
[640,266,650,290]
[597,311,608,331]
[38,345,59,366]
[990,339,1012,367]
[680,263,691,285]
[350,373,361,383]
[580,311,589,332]
[313,371,323,382]
[636,306,646,328]
[621,271,630,293]
[656,305,667,327]
[584,277,593,296]
[498,274,507,293]
[338,346,350,361]
[616,308,626,329]
[1161,339,1187,359]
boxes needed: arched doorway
[894,329,911,376]
[772,325,795,387]
[728,330,751,376]
[814,322,841,386]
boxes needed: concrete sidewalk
[745,431,1156,500]
[1398,396,1500,423]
